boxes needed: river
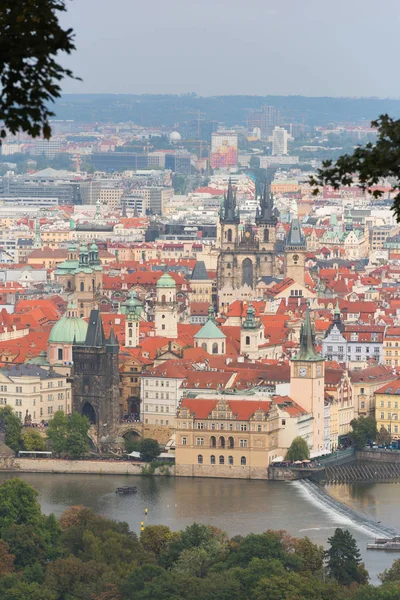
[0,472,398,584]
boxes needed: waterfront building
[0,364,71,424]
[175,396,281,479]
[374,380,400,439]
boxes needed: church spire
[256,180,277,225]
[220,178,239,224]
[294,302,321,361]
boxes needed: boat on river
[115,486,137,494]
[367,537,400,551]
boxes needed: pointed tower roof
[256,180,277,225]
[293,303,322,361]
[220,178,239,224]
[191,261,209,281]
[85,309,106,347]
[285,218,306,249]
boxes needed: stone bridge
[116,423,144,438]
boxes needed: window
[196,437,204,446]
[197,455,203,464]
[48,395,53,401]
[16,386,22,393]
[182,437,187,445]
[48,406,53,415]
[58,348,63,361]
[327,346,333,353]
[0,386,7,392]
[58,393,63,400]
[240,424,247,431]
[197,422,204,430]
[58,381,63,388]
[48,382,53,389]
[15,399,22,406]
[356,347,361,353]
[381,401,384,407]
[361,401,365,409]
[239,439,247,448]
[228,456,233,465]
[219,455,224,465]
[381,412,384,420]
[210,455,216,465]
[374,347,380,354]
[241,456,247,466]
[246,336,250,346]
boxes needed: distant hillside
[53,94,400,128]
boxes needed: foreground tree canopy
[0,479,399,599]
[0,0,78,140]
[310,115,400,222]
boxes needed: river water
[0,472,398,584]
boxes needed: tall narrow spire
[220,178,239,224]
[294,302,322,361]
[256,180,277,225]
[85,309,106,347]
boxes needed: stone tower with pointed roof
[217,179,277,298]
[290,303,325,450]
[284,217,306,286]
[190,260,212,304]
[72,309,120,439]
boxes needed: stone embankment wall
[356,449,400,463]
[0,456,174,476]
[175,464,268,479]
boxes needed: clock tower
[290,303,325,450]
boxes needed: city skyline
[60,0,400,98]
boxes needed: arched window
[228,456,233,465]
[210,455,216,465]
[198,455,203,464]
[58,348,63,361]
[80,303,84,309]
[201,343,207,351]
[80,281,84,292]
[242,258,253,287]
[219,436,225,448]
[210,436,216,448]
[67,280,71,290]
[228,436,234,448]
[246,336,250,346]
[227,229,232,242]
[161,294,166,304]
[263,229,269,243]
[212,342,218,354]
[199,288,203,295]
[129,328,132,338]
[219,455,225,465]
[92,278,95,291]
[241,456,247,466]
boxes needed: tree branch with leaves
[310,114,400,221]
[0,0,79,140]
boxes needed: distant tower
[290,303,325,450]
[72,310,120,439]
[240,300,264,360]
[32,217,42,249]
[154,273,178,339]
[125,291,140,348]
[284,218,306,285]
[121,196,127,218]
[190,261,212,304]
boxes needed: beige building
[383,327,400,368]
[189,261,212,304]
[0,364,71,424]
[374,380,400,439]
[175,396,281,479]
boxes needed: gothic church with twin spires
[216,180,277,295]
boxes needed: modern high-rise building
[248,105,280,138]
[272,126,289,155]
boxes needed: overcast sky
[60,0,400,97]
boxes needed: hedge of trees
[0,478,399,599]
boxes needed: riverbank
[0,456,173,476]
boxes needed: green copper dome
[156,273,176,288]
[90,243,98,251]
[49,314,88,344]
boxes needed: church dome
[49,313,88,344]
[90,242,98,251]
[156,273,176,288]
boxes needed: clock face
[299,367,307,377]
[317,366,322,376]
[293,254,299,264]
[245,231,251,238]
